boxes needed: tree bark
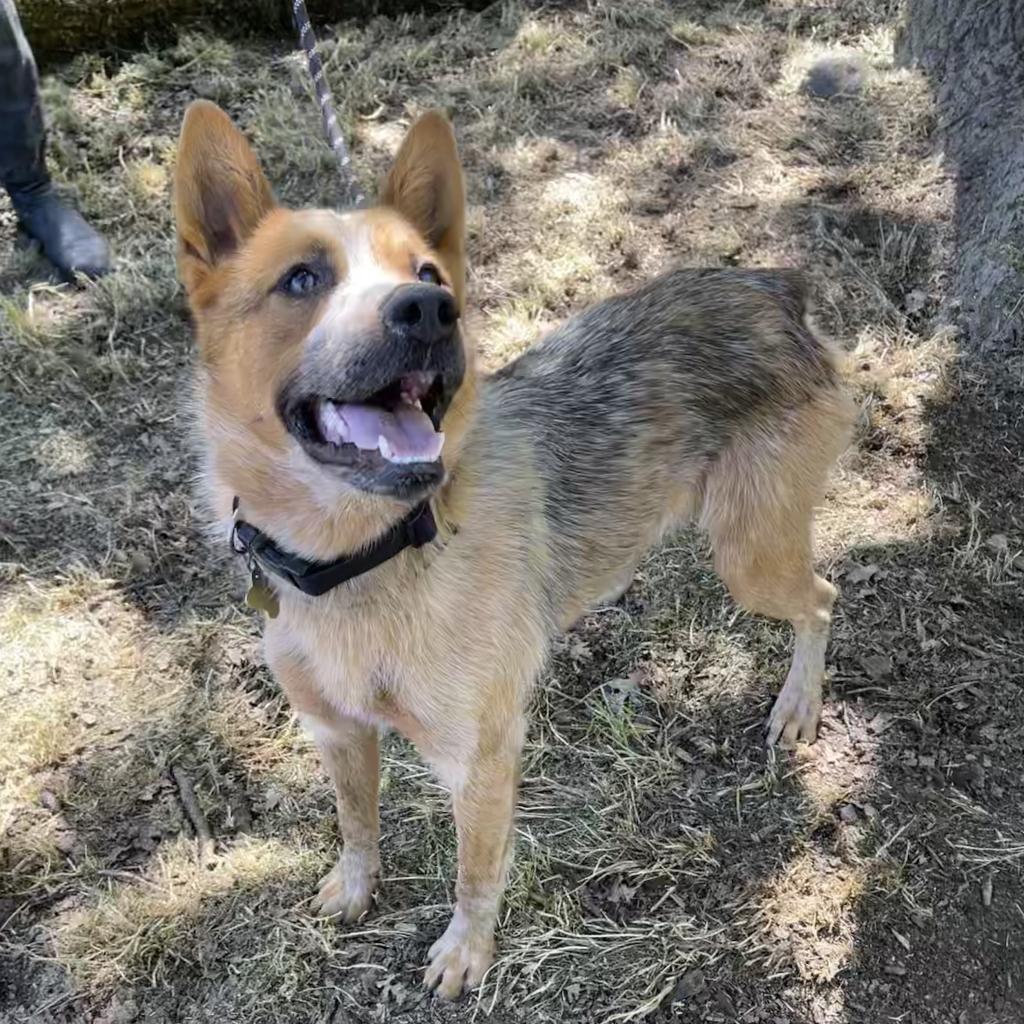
[897,0,1024,349]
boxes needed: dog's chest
[292,606,400,717]
[285,603,477,784]
[276,588,445,732]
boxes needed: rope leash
[290,0,367,208]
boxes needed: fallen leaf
[846,562,879,585]
[675,967,706,999]
[904,288,928,314]
[860,654,892,682]
[602,673,643,714]
[263,785,286,810]
[868,711,893,733]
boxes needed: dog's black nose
[381,284,458,342]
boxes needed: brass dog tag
[245,575,280,618]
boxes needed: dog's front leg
[309,715,380,922]
[269,649,381,922]
[425,733,521,1000]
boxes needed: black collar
[231,500,438,597]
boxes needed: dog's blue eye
[417,263,442,286]
[280,265,320,297]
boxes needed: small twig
[171,766,215,862]
[982,874,994,907]
[873,821,911,861]
[95,868,168,891]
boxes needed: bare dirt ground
[2,2,1022,1022]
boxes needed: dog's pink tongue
[321,400,444,463]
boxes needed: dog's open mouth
[292,371,447,468]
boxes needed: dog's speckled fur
[174,101,854,999]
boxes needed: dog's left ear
[381,111,466,304]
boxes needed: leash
[290,0,367,208]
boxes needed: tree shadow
[778,197,939,336]
[832,532,1024,1023]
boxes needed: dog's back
[482,268,853,628]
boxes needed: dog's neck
[219,437,472,605]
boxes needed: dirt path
[2,2,1021,1023]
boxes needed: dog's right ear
[174,100,275,301]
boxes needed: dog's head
[174,101,473,548]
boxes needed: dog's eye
[278,265,321,297]
[417,262,443,286]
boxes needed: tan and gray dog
[174,100,853,999]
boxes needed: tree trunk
[897,0,1024,349]
[19,0,487,59]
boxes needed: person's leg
[0,0,45,185]
[0,0,109,279]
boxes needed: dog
[173,100,854,999]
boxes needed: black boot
[9,178,111,280]
[1,0,110,280]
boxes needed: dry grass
[3,1,1023,1022]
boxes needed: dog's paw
[766,680,822,748]
[313,849,379,922]
[424,912,495,1000]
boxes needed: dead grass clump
[850,325,959,453]
[52,837,323,989]
[754,850,867,983]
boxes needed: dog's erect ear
[174,100,275,299]
[381,111,466,302]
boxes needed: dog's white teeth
[377,432,439,465]
[318,401,349,446]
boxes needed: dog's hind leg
[595,563,639,607]
[701,395,851,747]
